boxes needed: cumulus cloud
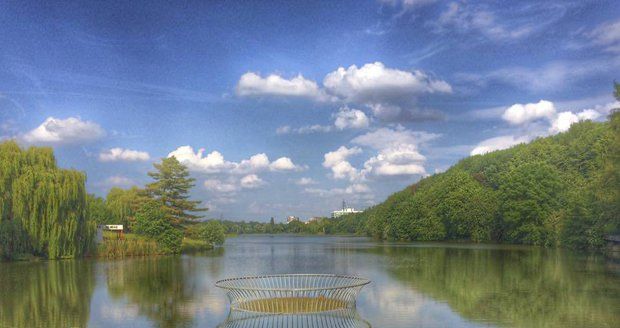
[277,107,370,135]
[353,127,435,177]
[23,117,105,145]
[236,72,328,100]
[362,144,427,176]
[168,146,233,173]
[500,99,615,134]
[204,174,265,196]
[333,107,370,130]
[470,135,530,156]
[322,126,436,181]
[239,62,451,124]
[549,109,604,134]
[168,146,303,174]
[240,174,265,189]
[502,100,556,125]
[99,148,150,162]
[323,146,363,181]
[323,62,451,103]
[269,157,300,171]
[472,99,618,155]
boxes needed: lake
[0,235,618,327]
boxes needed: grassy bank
[97,232,216,258]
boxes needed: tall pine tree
[146,157,205,225]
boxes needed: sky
[1,0,619,221]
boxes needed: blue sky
[1,0,619,220]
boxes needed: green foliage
[146,157,205,225]
[105,186,148,229]
[498,162,563,245]
[0,219,29,260]
[0,141,94,259]
[362,110,619,250]
[133,200,183,254]
[86,194,111,225]
[201,220,225,246]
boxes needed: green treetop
[146,157,205,225]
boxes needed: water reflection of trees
[0,260,95,327]
[218,308,370,328]
[105,250,225,328]
[371,246,620,327]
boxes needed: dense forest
[357,106,619,250]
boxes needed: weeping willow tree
[0,141,95,259]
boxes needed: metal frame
[215,274,370,314]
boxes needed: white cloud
[470,135,530,156]
[304,183,372,197]
[362,144,427,176]
[587,19,620,53]
[323,62,451,103]
[333,107,370,130]
[169,146,234,173]
[203,179,239,193]
[472,99,618,155]
[276,126,292,135]
[240,174,265,189]
[278,124,333,135]
[99,148,150,162]
[353,128,432,177]
[23,117,105,145]
[168,146,303,174]
[102,175,135,187]
[502,100,556,125]
[236,72,328,100]
[457,58,620,93]
[269,157,301,171]
[435,2,533,40]
[322,127,436,181]
[278,107,370,135]
[549,108,606,134]
[380,0,437,9]
[295,177,317,186]
[323,146,363,181]
[351,126,439,150]
[235,153,270,174]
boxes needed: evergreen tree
[146,157,205,225]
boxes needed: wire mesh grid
[215,274,370,314]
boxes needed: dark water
[0,235,619,327]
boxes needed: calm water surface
[0,235,619,327]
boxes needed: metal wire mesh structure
[215,274,370,314]
[217,308,371,328]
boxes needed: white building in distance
[286,216,300,223]
[331,207,362,218]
